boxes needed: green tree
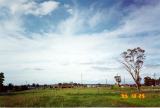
[144,76,151,86]
[121,47,145,92]
[0,72,5,91]
[8,83,14,90]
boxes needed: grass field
[0,86,160,107]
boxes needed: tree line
[144,76,160,86]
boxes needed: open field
[0,87,160,107]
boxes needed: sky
[0,0,160,85]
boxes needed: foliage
[121,47,145,92]
[144,76,160,86]
[0,72,4,92]
[0,72,4,86]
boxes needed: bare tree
[121,47,145,92]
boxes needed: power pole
[124,76,125,85]
[81,72,83,85]
[25,81,27,85]
[106,79,107,87]
[153,73,156,79]
[153,73,156,86]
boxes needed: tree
[121,47,145,92]
[8,83,14,90]
[0,72,5,91]
[144,76,151,86]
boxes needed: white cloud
[0,0,59,16]
[0,15,24,39]
[25,1,59,16]
[88,11,105,28]
[64,4,74,15]
[104,2,160,37]
[57,6,108,35]
[0,0,160,84]
[0,34,108,84]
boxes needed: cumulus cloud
[0,0,59,16]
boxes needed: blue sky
[0,0,160,85]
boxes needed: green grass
[0,87,160,107]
